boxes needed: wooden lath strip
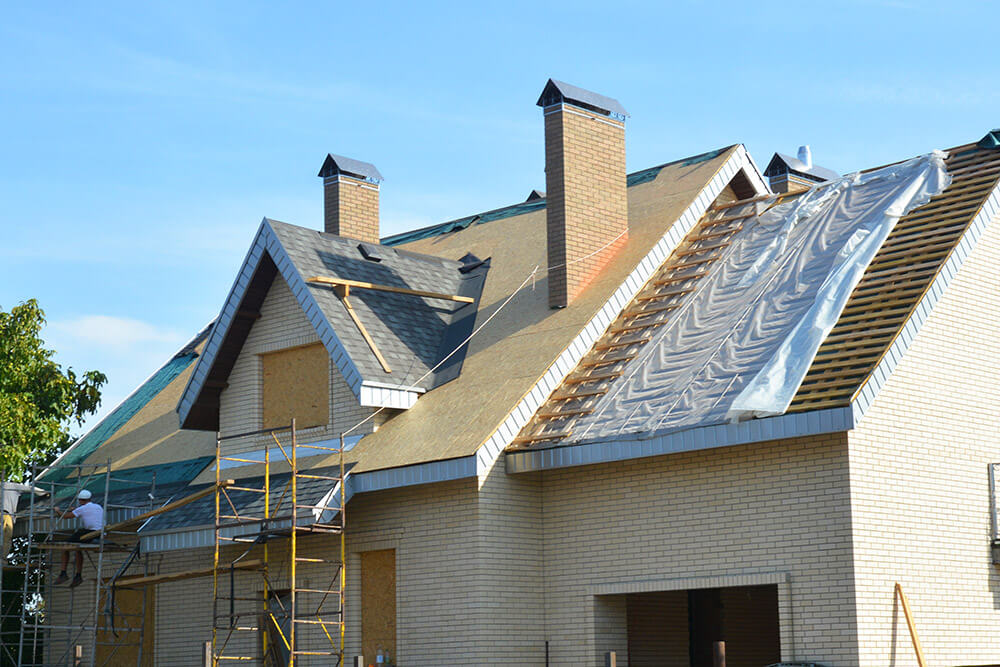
[676,241,732,257]
[307,275,474,303]
[593,335,651,351]
[579,350,637,367]
[536,408,594,420]
[564,370,623,385]
[689,225,743,242]
[624,302,681,318]
[510,430,572,446]
[334,285,392,373]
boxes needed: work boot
[69,573,83,588]
[54,571,68,585]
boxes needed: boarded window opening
[261,343,329,430]
[361,549,396,664]
[97,585,155,666]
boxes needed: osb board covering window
[261,343,329,429]
[97,586,154,666]
[361,549,396,664]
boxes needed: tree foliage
[0,299,107,480]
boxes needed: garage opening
[626,584,779,667]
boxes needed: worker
[53,489,105,588]
[1,480,49,566]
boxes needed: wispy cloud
[51,315,184,349]
[812,77,1000,110]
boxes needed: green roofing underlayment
[39,349,199,485]
[382,147,730,247]
[62,456,215,500]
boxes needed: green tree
[0,299,107,480]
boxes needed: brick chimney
[317,154,383,244]
[537,79,629,309]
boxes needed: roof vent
[526,189,546,202]
[458,252,488,274]
[358,242,385,262]
[798,145,813,169]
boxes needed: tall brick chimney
[317,154,383,244]
[537,79,629,309]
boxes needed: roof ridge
[381,146,738,247]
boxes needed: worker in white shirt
[53,490,105,588]
[1,480,49,566]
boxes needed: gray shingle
[267,220,489,390]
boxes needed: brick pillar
[323,175,380,243]
[317,154,383,244]
[539,81,628,308]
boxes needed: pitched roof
[303,145,765,473]
[764,152,839,182]
[40,325,215,485]
[789,140,1000,411]
[510,138,1000,451]
[179,221,490,430]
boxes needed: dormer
[177,218,489,435]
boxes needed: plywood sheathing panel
[361,549,396,664]
[261,343,330,430]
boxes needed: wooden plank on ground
[895,583,928,667]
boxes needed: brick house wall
[848,207,1000,665]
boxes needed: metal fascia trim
[504,406,854,474]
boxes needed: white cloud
[51,315,184,349]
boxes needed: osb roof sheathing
[336,146,740,473]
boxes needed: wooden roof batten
[511,139,1000,450]
[509,187,755,449]
[789,142,1000,412]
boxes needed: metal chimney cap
[797,145,813,169]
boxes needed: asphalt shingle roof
[268,220,489,389]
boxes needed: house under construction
[4,80,1000,666]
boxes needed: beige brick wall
[544,104,628,308]
[473,463,546,664]
[344,478,480,665]
[324,175,380,244]
[848,208,1000,665]
[219,274,376,458]
[536,433,859,666]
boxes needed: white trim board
[476,146,769,475]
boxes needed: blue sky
[2,1,998,434]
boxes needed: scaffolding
[0,460,157,666]
[212,420,346,667]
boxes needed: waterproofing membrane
[569,152,951,443]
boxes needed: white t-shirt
[72,502,105,531]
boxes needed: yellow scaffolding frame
[212,420,346,666]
